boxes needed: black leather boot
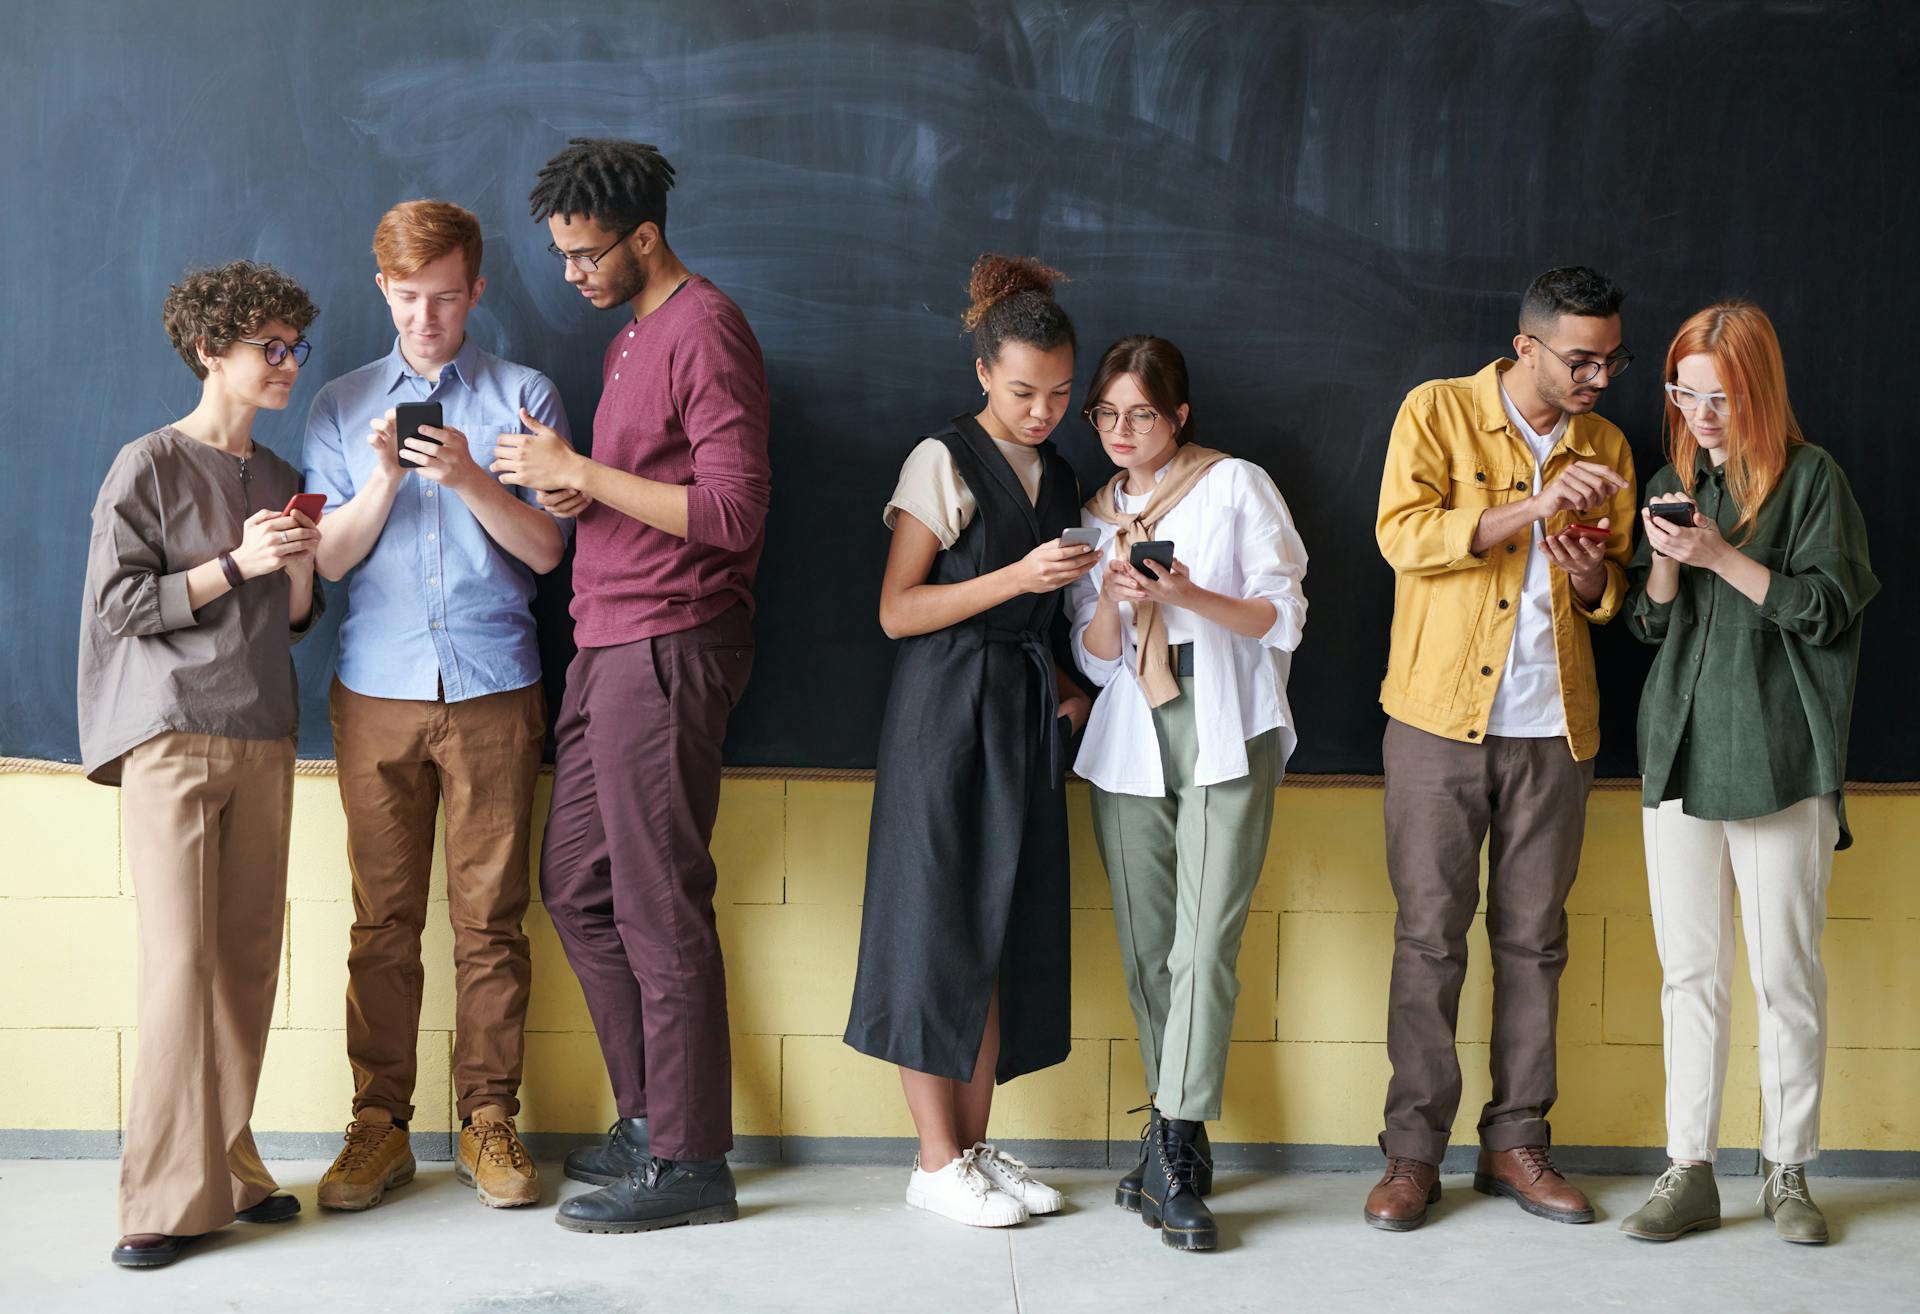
[1139,1118,1217,1251]
[564,1117,651,1186]
[1117,1106,1213,1212]
[555,1156,737,1233]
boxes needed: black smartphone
[394,401,444,469]
[1129,540,1175,574]
[1646,502,1696,528]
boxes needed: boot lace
[1382,1156,1426,1184]
[1514,1144,1561,1182]
[1648,1165,1691,1201]
[1761,1162,1813,1206]
[1156,1123,1213,1198]
[472,1119,528,1170]
[333,1120,394,1172]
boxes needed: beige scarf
[1084,444,1229,707]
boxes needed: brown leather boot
[1364,1156,1441,1231]
[1474,1145,1595,1223]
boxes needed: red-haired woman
[844,255,1096,1228]
[1619,301,1877,1246]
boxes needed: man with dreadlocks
[493,138,771,1234]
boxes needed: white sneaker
[904,1150,1029,1227]
[973,1142,1066,1215]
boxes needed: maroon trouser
[540,605,753,1161]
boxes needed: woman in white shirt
[1068,335,1308,1251]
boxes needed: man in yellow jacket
[1365,267,1636,1232]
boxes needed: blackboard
[4,0,1913,778]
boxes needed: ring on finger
[277,530,288,545]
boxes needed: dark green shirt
[1626,442,1876,848]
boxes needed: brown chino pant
[330,678,544,1121]
[540,604,753,1162]
[1380,717,1594,1166]
[119,732,292,1236]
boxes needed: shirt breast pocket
[1447,458,1516,509]
[463,424,504,468]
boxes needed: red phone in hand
[1563,522,1610,543]
[282,492,327,522]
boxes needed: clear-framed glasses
[1085,403,1162,436]
[237,336,311,367]
[547,226,638,272]
[1526,333,1633,384]
[1664,382,1731,414]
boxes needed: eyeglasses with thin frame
[1085,403,1163,437]
[547,227,638,272]
[1526,333,1633,384]
[1664,382,1731,415]
[238,337,311,367]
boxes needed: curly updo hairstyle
[963,253,1075,365]
[163,259,318,380]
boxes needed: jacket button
[1475,472,1486,482]
[1467,729,1479,739]
[1506,543,1517,553]
[1516,480,1528,491]
[1481,666,1492,676]
[1498,599,1510,609]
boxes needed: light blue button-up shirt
[302,335,571,703]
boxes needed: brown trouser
[541,605,753,1162]
[330,678,544,1121]
[1380,717,1593,1165]
[119,732,292,1235]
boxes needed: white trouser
[1642,794,1837,1164]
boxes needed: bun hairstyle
[963,253,1075,365]
[1085,335,1196,445]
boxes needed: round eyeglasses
[547,227,639,272]
[238,337,312,367]
[1086,403,1163,437]
[1664,382,1731,415]
[1526,334,1633,385]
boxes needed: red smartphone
[282,492,327,522]
[1563,522,1610,543]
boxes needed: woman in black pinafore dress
[844,255,1097,1228]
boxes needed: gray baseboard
[6,1128,1915,1177]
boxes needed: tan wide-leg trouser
[118,731,293,1236]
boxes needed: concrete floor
[2,1160,1916,1313]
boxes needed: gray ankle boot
[1760,1160,1829,1245]
[1620,1164,1720,1241]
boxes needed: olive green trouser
[1091,678,1279,1121]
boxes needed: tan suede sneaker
[456,1114,540,1208]
[317,1118,416,1211]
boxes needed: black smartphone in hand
[1646,502,1696,528]
[395,401,444,469]
[1130,540,1175,574]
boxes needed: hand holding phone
[394,401,444,469]
[1561,522,1610,543]
[1059,527,1102,550]
[282,492,327,524]
[1646,501,1698,528]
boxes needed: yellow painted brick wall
[3,768,1917,1153]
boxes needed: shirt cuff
[158,570,196,631]
[1443,507,1485,570]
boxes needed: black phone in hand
[395,402,444,469]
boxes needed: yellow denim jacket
[1374,359,1636,761]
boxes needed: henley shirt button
[613,372,620,380]
[621,351,628,358]
[628,330,634,338]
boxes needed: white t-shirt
[1486,386,1569,738]
[883,435,1041,546]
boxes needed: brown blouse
[78,426,321,784]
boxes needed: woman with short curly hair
[80,259,324,1268]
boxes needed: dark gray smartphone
[1130,540,1175,574]
[395,401,444,469]
[1647,502,1696,528]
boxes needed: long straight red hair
[1662,300,1803,544]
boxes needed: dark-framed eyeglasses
[1085,403,1163,436]
[238,336,312,367]
[547,227,638,272]
[1526,333,1633,384]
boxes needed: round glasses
[1664,382,1731,414]
[1526,334,1633,385]
[547,227,638,272]
[238,336,312,367]
[1086,403,1162,437]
